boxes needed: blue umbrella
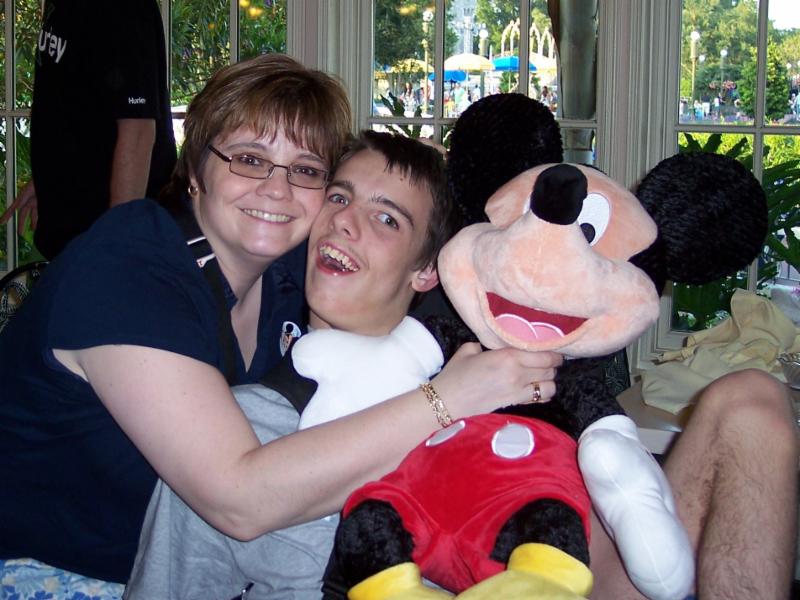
[428,70,467,82]
[491,55,536,72]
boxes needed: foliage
[171,0,232,106]
[2,0,287,266]
[239,0,287,59]
[673,132,800,330]
[738,42,790,121]
[373,2,459,73]
[474,0,551,59]
[374,3,430,70]
[377,93,423,139]
[681,0,757,101]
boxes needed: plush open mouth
[487,292,586,342]
[319,244,360,272]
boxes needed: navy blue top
[0,199,307,582]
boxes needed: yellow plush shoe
[457,543,592,600]
[349,563,454,600]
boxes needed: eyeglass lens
[229,153,327,189]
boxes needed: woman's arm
[57,342,559,541]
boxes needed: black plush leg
[322,500,415,599]
[489,499,589,567]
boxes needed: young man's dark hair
[336,131,459,270]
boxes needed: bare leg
[590,369,798,599]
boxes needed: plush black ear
[631,152,768,295]
[447,93,564,226]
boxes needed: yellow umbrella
[444,52,494,72]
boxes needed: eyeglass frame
[206,144,329,190]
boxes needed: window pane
[671,132,754,331]
[1,117,6,270]
[767,0,800,126]
[171,0,230,108]
[761,134,800,288]
[15,118,38,264]
[370,121,435,140]
[14,0,40,110]
[562,127,596,165]
[679,0,757,125]
[526,3,558,115]
[373,2,435,120]
[466,0,520,114]
[0,3,5,110]
[239,0,287,61]
[442,0,496,119]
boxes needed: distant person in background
[0,0,176,260]
[401,82,417,114]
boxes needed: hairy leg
[590,369,798,599]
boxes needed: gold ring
[531,381,542,403]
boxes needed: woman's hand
[431,343,562,420]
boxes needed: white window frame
[311,0,675,372]
[10,1,768,377]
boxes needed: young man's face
[305,148,438,336]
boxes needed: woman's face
[191,126,327,272]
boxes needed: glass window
[668,0,799,337]
[372,2,436,129]
[369,0,596,155]
[171,0,230,108]
[239,0,287,60]
[1,1,287,273]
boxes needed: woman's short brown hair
[163,53,351,200]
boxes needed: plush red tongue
[487,292,586,342]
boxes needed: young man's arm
[109,118,156,206]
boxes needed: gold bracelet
[420,382,453,428]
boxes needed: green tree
[374,2,430,70]
[240,0,287,59]
[739,42,790,121]
[171,0,232,106]
[681,0,758,99]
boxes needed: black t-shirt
[0,200,307,582]
[30,0,176,259]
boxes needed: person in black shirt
[1,0,176,260]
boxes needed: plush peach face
[439,163,661,358]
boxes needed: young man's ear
[411,263,439,293]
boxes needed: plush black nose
[529,164,587,225]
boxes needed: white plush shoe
[578,415,694,600]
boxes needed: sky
[768,0,800,30]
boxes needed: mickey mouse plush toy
[321,94,767,600]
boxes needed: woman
[0,54,559,586]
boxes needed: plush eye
[576,192,610,245]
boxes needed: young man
[589,369,797,599]
[124,131,483,599]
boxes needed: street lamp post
[479,26,488,57]
[720,48,728,89]
[422,9,433,112]
[690,30,700,106]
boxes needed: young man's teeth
[243,208,291,223]
[320,245,359,272]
